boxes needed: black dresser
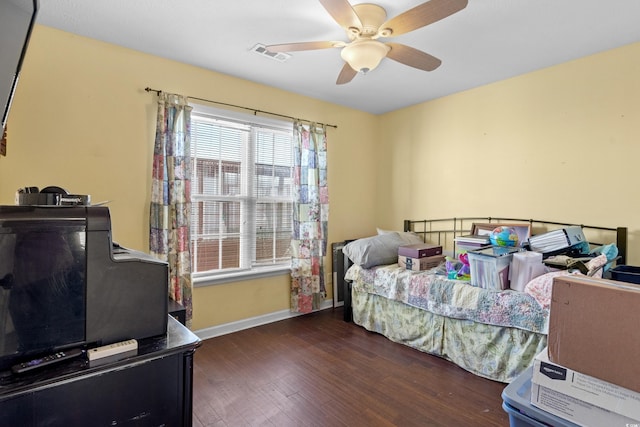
[0,316,201,426]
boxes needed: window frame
[189,103,293,287]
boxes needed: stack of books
[454,234,490,247]
[528,226,585,253]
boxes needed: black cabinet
[331,240,354,321]
[169,298,187,326]
[0,316,200,426]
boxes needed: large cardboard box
[533,348,640,420]
[530,382,638,427]
[548,275,640,393]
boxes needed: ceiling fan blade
[336,63,357,85]
[319,0,362,30]
[266,41,340,53]
[386,43,441,71]
[381,0,468,37]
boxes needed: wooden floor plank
[193,307,510,426]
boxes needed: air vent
[251,43,291,62]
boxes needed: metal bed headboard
[404,217,628,265]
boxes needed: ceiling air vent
[251,43,291,62]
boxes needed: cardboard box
[397,243,442,258]
[548,275,640,394]
[530,382,638,427]
[398,255,444,271]
[533,348,640,420]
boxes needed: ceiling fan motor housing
[351,3,388,38]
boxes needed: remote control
[88,339,138,361]
[11,348,84,374]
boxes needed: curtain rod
[144,87,337,129]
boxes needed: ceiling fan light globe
[340,40,390,73]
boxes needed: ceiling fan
[266,0,468,84]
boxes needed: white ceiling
[36,0,640,115]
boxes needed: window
[190,105,294,285]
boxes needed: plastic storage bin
[502,367,578,427]
[468,246,520,290]
[509,251,545,292]
[609,265,640,284]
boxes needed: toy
[457,252,471,279]
[445,253,471,280]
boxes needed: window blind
[190,109,293,278]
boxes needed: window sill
[193,265,291,287]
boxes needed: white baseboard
[194,299,334,341]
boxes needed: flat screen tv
[0,0,39,133]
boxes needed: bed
[339,217,628,383]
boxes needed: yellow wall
[377,41,640,264]
[0,26,379,330]
[4,26,640,331]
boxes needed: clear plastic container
[467,246,520,290]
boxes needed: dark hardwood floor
[192,307,510,426]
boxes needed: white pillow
[343,232,406,269]
[376,228,423,245]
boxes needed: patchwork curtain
[149,92,194,326]
[290,121,329,313]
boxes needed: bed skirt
[352,289,547,383]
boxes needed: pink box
[398,244,442,258]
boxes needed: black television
[1,0,39,133]
[0,206,169,374]
[0,217,87,371]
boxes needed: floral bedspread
[345,264,549,334]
